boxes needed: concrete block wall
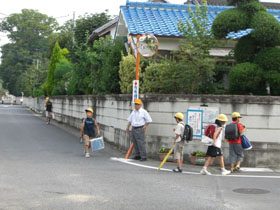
[22,94,280,168]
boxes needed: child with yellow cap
[173,112,185,173]
[80,108,100,158]
[200,114,231,176]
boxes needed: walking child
[80,108,100,158]
[200,114,231,176]
[45,97,52,125]
[173,112,185,173]
[225,112,246,173]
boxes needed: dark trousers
[132,127,146,159]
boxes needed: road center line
[111,157,280,179]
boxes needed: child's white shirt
[174,122,185,143]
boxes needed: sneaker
[173,167,183,173]
[133,156,141,160]
[140,158,147,161]
[200,168,211,175]
[235,166,241,172]
[85,153,90,158]
[221,169,231,176]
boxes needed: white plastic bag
[201,135,213,146]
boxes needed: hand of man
[143,126,147,133]
[126,127,130,133]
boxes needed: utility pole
[72,11,75,49]
[36,59,39,70]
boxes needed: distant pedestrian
[225,112,246,173]
[80,108,100,158]
[45,97,52,125]
[200,114,231,176]
[126,99,152,161]
[173,112,185,173]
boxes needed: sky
[0,0,279,46]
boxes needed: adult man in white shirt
[126,99,152,161]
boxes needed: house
[89,1,280,58]
[88,17,119,44]
[88,0,168,44]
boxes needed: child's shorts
[175,141,184,160]
[207,146,223,157]
[229,143,244,163]
[83,135,93,147]
[45,111,51,118]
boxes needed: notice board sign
[187,109,203,138]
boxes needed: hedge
[228,62,267,95]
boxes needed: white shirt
[174,122,185,143]
[127,108,152,127]
[215,126,224,148]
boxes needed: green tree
[46,41,69,95]
[74,12,111,46]
[176,0,216,94]
[52,60,73,95]
[68,37,125,95]
[0,9,58,96]
[212,0,280,95]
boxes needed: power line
[0,13,8,16]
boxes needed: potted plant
[158,147,176,162]
[190,151,208,165]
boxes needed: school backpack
[205,124,216,139]
[225,123,240,140]
[181,123,193,142]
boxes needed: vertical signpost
[125,33,159,159]
[132,80,139,103]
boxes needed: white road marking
[240,167,274,172]
[111,157,280,179]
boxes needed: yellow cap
[85,108,94,113]
[217,114,228,122]
[174,112,184,120]
[134,99,142,105]
[46,97,49,101]
[232,112,242,118]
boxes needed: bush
[264,70,280,96]
[251,12,280,47]
[142,61,181,94]
[254,47,280,72]
[228,62,267,95]
[234,35,260,63]
[119,54,140,94]
[254,48,280,95]
[212,8,249,38]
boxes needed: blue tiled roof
[121,1,280,39]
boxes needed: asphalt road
[0,105,280,210]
